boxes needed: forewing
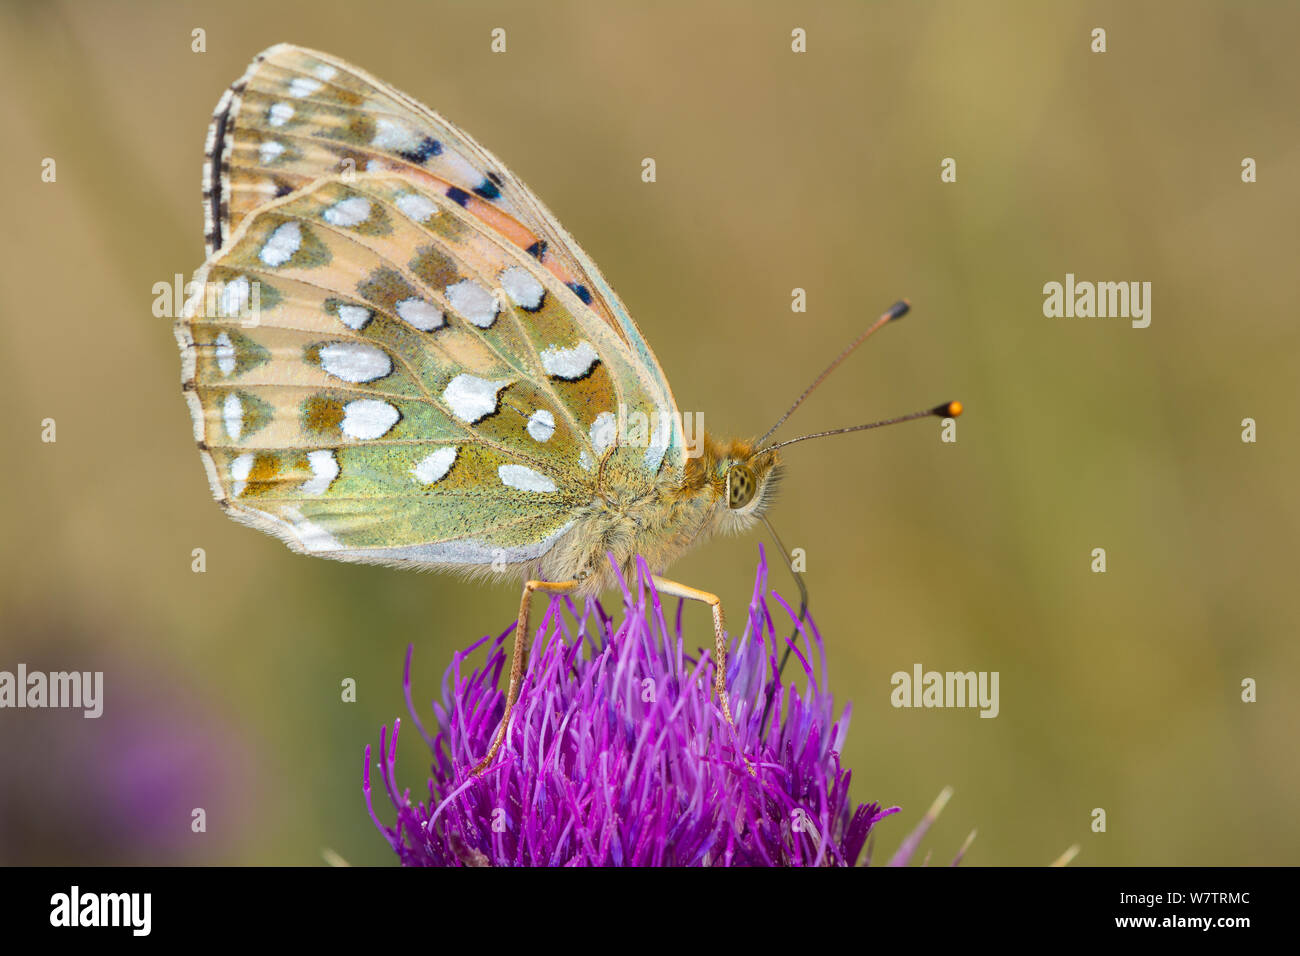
[203,44,685,476]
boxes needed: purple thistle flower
[365,547,906,866]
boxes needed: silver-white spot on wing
[395,297,444,331]
[322,196,371,227]
[267,102,294,127]
[446,279,499,328]
[231,453,254,497]
[526,409,555,443]
[395,192,438,223]
[590,411,616,456]
[540,341,599,380]
[259,140,285,165]
[259,221,301,267]
[411,447,458,485]
[215,332,236,376]
[301,449,339,495]
[442,374,510,424]
[336,304,372,330]
[500,266,545,311]
[288,76,322,98]
[318,342,392,383]
[223,392,243,441]
[371,118,420,153]
[498,464,556,493]
[341,399,400,440]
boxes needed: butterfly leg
[651,576,756,777]
[470,578,578,777]
[649,576,734,726]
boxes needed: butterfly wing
[178,172,678,571]
[202,44,684,477]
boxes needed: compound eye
[727,466,756,509]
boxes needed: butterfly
[175,44,960,776]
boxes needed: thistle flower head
[365,548,902,866]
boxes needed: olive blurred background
[1,0,1296,865]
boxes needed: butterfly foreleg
[470,578,579,777]
[651,576,756,777]
[649,576,734,726]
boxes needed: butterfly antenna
[755,299,912,448]
[757,401,962,456]
[758,516,808,739]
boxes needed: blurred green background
[1,0,1296,865]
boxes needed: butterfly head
[693,438,783,535]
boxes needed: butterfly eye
[727,466,757,510]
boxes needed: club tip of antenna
[886,299,911,321]
[934,400,962,418]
